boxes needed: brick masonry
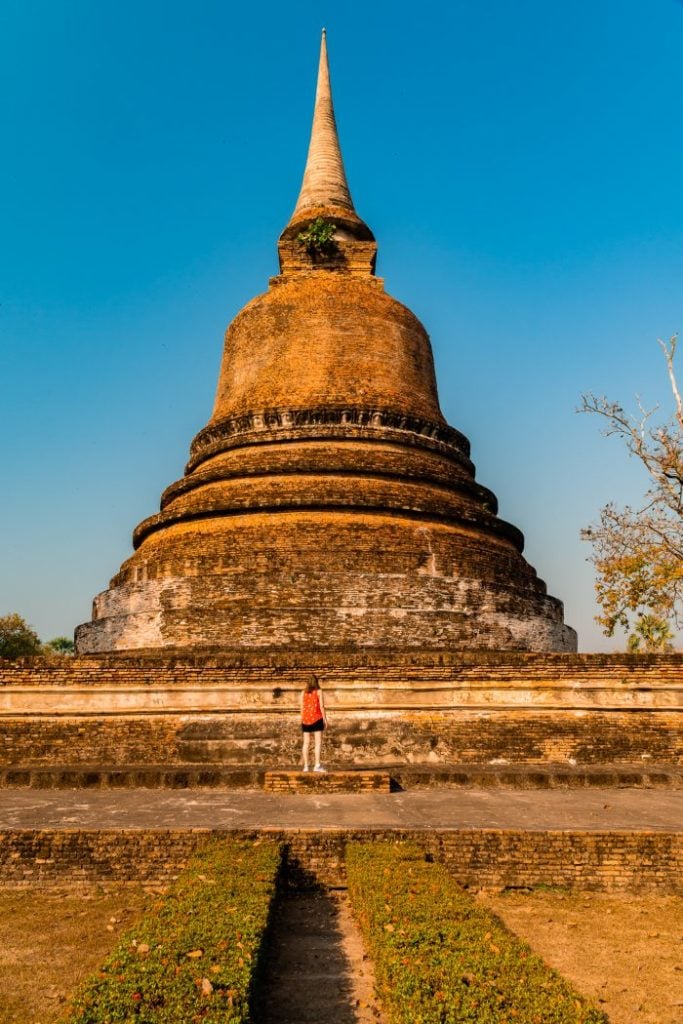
[263,771,390,793]
[0,828,680,894]
[72,172,577,655]
[1,652,681,770]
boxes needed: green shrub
[296,216,337,257]
[346,842,608,1024]
[65,839,280,1023]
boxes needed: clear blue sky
[2,0,682,651]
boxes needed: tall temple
[76,32,576,655]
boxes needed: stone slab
[0,788,681,832]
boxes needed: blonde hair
[304,674,320,693]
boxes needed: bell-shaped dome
[209,276,444,427]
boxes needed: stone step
[264,770,390,793]
[255,890,384,1024]
[0,763,681,790]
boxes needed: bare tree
[580,336,683,650]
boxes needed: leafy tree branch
[580,336,683,650]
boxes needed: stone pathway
[257,891,384,1024]
[0,788,681,831]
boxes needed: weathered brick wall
[0,829,680,894]
[211,275,444,424]
[4,649,683,684]
[0,718,181,767]
[1,653,680,769]
[433,830,683,894]
[0,709,680,768]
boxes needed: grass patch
[64,839,280,1024]
[346,842,609,1024]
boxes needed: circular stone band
[187,406,472,473]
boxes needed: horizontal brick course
[1,764,681,791]
[0,828,680,893]
[5,649,683,686]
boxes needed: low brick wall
[0,828,680,894]
[1,764,682,790]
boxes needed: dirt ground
[481,891,683,1024]
[0,885,153,1024]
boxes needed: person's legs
[314,729,323,769]
[302,731,311,770]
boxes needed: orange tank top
[302,690,322,725]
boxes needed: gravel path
[256,891,384,1024]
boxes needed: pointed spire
[292,29,355,217]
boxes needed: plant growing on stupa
[296,217,337,257]
[581,335,683,650]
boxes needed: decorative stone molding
[159,459,496,513]
[188,405,472,473]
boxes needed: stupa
[76,32,576,655]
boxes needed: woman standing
[300,675,327,772]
